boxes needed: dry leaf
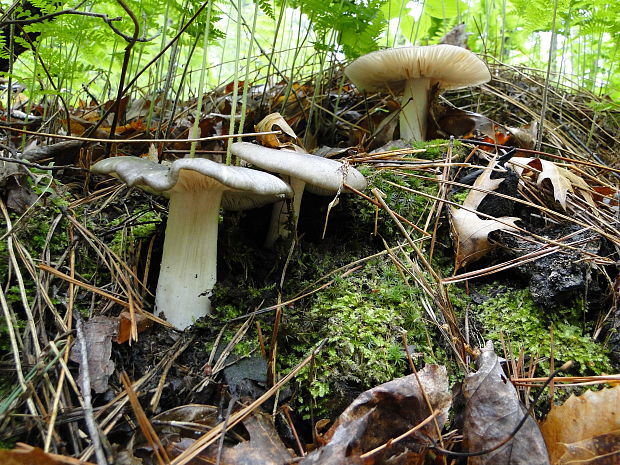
[558,430,620,464]
[70,316,118,393]
[300,365,451,465]
[255,112,299,148]
[116,311,151,344]
[0,443,95,465]
[539,385,620,464]
[463,342,550,464]
[451,158,519,269]
[167,410,291,465]
[506,122,538,149]
[509,157,593,209]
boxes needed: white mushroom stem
[400,77,431,142]
[156,189,223,329]
[264,177,306,248]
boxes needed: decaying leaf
[116,311,151,344]
[509,157,593,209]
[0,443,94,465]
[506,122,538,149]
[69,316,118,394]
[255,112,299,148]
[300,365,451,465]
[539,385,620,464]
[558,430,620,464]
[167,410,291,465]
[451,158,519,269]
[431,107,497,140]
[463,342,550,464]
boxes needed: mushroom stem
[156,189,222,328]
[264,177,306,248]
[400,77,431,141]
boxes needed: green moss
[351,140,466,243]
[473,287,611,374]
[281,256,447,419]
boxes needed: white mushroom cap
[345,45,491,142]
[344,44,491,93]
[230,142,367,247]
[230,142,367,194]
[92,156,292,210]
[91,156,294,198]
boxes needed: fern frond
[255,0,275,20]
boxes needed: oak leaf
[539,385,620,464]
[451,158,519,269]
[509,157,593,209]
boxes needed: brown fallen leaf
[539,385,620,464]
[558,430,620,464]
[116,311,152,344]
[463,341,550,464]
[0,443,96,465]
[300,365,451,465]
[167,410,292,465]
[509,157,593,209]
[430,106,498,140]
[69,315,118,393]
[255,112,300,149]
[450,158,519,269]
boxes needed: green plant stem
[106,0,140,155]
[189,0,214,158]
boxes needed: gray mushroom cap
[345,44,491,93]
[91,156,293,209]
[230,142,367,195]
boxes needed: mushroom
[230,142,367,247]
[91,156,293,329]
[344,44,491,141]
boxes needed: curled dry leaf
[166,410,291,465]
[508,157,593,209]
[463,341,550,465]
[300,365,451,465]
[255,112,299,148]
[451,158,519,269]
[539,385,620,464]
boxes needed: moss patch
[471,286,611,374]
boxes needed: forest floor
[1,59,620,464]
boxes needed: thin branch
[0,155,86,171]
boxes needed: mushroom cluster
[92,46,489,330]
[345,45,491,142]
[92,144,367,328]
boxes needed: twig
[0,124,282,144]
[106,0,140,153]
[215,396,238,465]
[0,155,86,171]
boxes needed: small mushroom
[345,44,491,141]
[230,142,367,247]
[92,156,293,329]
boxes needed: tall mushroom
[345,44,491,142]
[230,142,367,247]
[91,156,293,329]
